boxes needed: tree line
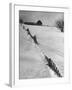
[19,18,64,32]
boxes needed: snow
[19,24,64,79]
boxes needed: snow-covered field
[19,24,64,79]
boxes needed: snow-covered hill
[19,24,64,79]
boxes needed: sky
[19,10,64,26]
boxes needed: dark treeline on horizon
[19,18,64,32]
[19,19,42,26]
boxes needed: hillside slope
[19,24,64,79]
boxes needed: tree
[19,19,24,24]
[56,19,64,32]
[36,20,42,25]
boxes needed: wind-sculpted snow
[19,24,64,79]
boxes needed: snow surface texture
[19,24,64,79]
